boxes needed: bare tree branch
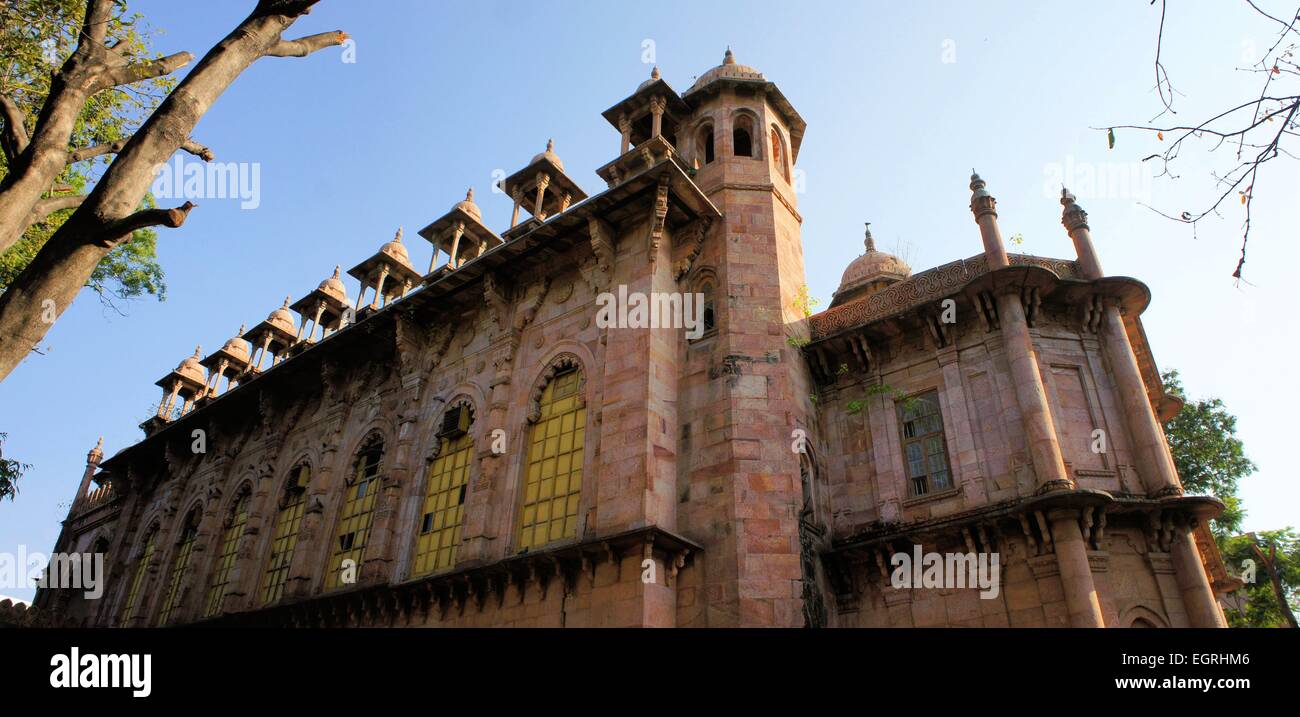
[69,136,214,163]
[26,194,87,226]
[96,201,196,247]
[265,31,348,58]
[99,52,194,90]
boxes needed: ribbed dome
[318,265,347,303]
[221,325,250,363]
[689,48,764,94]
[638,66,662,91]
[453,188,482,221]
[175,346,205,384]
[267,296,295,334]
[531,138,564,171]
[833,223,911,306]
[380,228,412,267]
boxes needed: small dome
[638,66,662,92]
[318,265,348,303]
[267,296,295,334]
[175,346,205,384]
[531,139,564,172]
[688,47,764,94]
[221,325,250,363]
[453,188,481,221]
[833,223,911,306]
[380,227,412,266]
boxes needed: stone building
[37,50,1233,628]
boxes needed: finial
[650,66,661,81]
[193,345,202,358]
[724,47,735,65]
[466,187,474,202]
[88,436,104,463]
[94,436,103,450]
[237,323,246,336]
[546,138,554,152]
[282,296,291,308]
[332,265,342,278]
[1060,186,1090,233]
[969,169,986,193]
[1060,186,1077,206]
[864,222,876,253]
[394,227,404,243]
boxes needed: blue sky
[2,0,1296,601]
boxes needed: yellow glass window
[412,431,473,576]
[518,369,585,551]
[261,465,309,605]
[203,492,249,618]
[326,445,382,589]
[156,511,200,625]
[118,528,157,627]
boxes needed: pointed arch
[118,520,160,627]
[259,460,312,605]
[157,506,202,625]
[202,481,252,617]
[325,431,385,589]
[517,358,588,551]
[411,396,477,576]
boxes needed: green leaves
[0,0,174,308]
[1161,370,1257,537]
[0,432,28,501]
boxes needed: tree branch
[0,92,29,163]
[69,136,214,164]
[100,51,194,89]
[96,201,196,248]
[26,194,87,226]
[265,31,348,58]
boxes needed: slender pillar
[311,302,326,342]
[1049,509,1106,627]
[619,114,631,155]
[373,266,390,308]
[970,172,1010,269]
[650,96,664,138]
[448,223,465,268]
[1172,528,1228,626]
[428,246,440,274]
[510,189,522,228]
[534,173,550,218]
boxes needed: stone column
[1171,527,1228,627]
[534,173,550,218]
[448,222,465,268]
[510,188,522,228]
[972,173,1103,627]
[1048,508,1106,627]
[373,266,390,309]
[619,114,631,155]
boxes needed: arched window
[698,123,715,164]
[412,406,474,576]
[326,438,384,589]
[260,464,309,605]
[519,367,586,551]
[733,115,754,158]
[157,509,200,625]
[118,525,157,626]
[203,489,249,618]
[770,125,790,182]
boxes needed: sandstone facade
[38,51,1232,628]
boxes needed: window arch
[518,365,586,551]
[733,114,754,158]
[260,463,310,605]
[203,486,250,618]
[412,402,475,576]
[691,269,718,339]
[697,123,715,165]
[118,524,158,626]
[770,125,790,182]
[157,508,200,625]
[326,436,384,589]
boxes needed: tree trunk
[1250,541,1298,628]
[0,1,343,383]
